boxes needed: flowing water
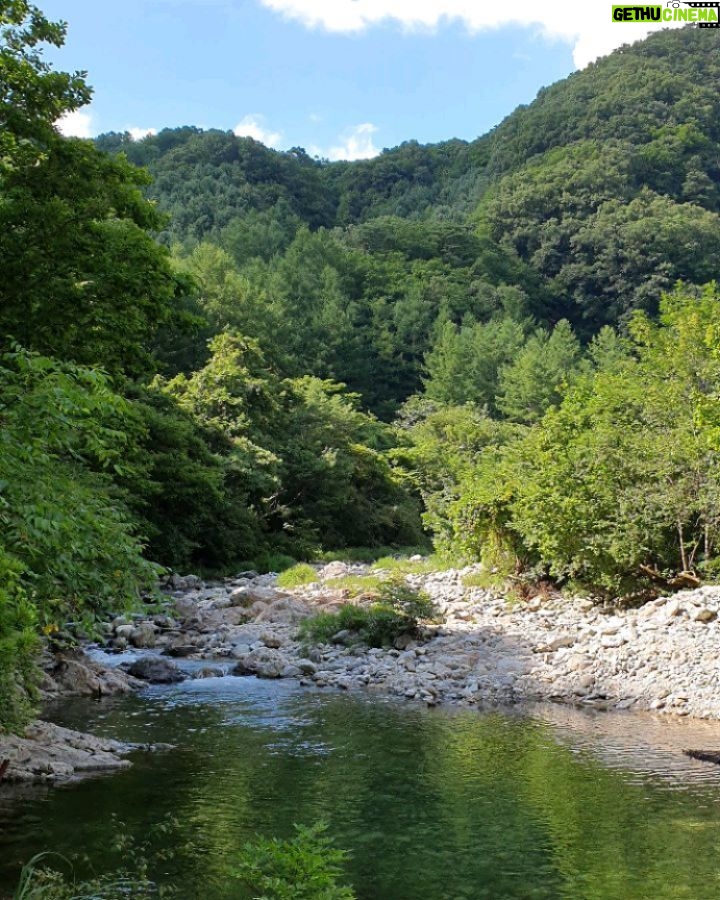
[3,674,720,899]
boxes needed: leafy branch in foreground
[232,822,356,900]
[13,822,355,900]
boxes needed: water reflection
[2,679,720,898]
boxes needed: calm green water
[3,676,720,899]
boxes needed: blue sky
[42,0,685,159]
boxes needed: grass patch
[276,563,318,589]
[324,574,384,596]
[370,554,448,576]
[462,569,503,590]
[314,545,431,565]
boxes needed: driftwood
[639,566,702,590]
[684,749,720,765]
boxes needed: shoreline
[122,563,720,720]
[5,562,720,785]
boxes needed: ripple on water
[5,681,720,899]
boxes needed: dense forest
[3,0,720,730]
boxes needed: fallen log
[684,749,720,765]
[639,566,702,590]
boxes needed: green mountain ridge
[97,27,720,231]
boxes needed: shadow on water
[3,627,720,899]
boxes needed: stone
[0,722,135,784]
[320,561,352,579]
[114,624,135,640]
[230,586,287,608]
[393,633,416,651]
[127,657,186,684]
[331,629,354,646]
[599,619,623,636]
[664,599,683,620]
[601,633,626,649]
[565,653,593,672]
[164,643,201,658]
[50,652,140,697]
[129,623,157,649]
[232,648,287,679]
[260,633,285,649]
[255,598,311,625]
[167,574,202,592]
[536,634,575,653]
[693,608,717,624]
[173,596,199,620]
[193,667,223,679]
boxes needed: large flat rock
[0,721,136,785]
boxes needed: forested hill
[98,27,720,237]
[91,26,720,414]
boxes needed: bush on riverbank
[0,351,158,732]
[233,823,355,900]
[0,554,40,733]
[300,577,438,648]
[409,285,720,594]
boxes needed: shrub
[299,577,439,648]
[232,823,355,900]
[0,553,40,732]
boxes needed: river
[3,675,720,898]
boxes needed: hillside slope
[97,26,720,406]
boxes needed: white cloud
[128,127,158,141]
[233,114,283,148]
[56,109,94,138]
[258,0,691,69]
[311,123,381,161]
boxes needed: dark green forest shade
[4,2,720,730]
[4,686,720,900]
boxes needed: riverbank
[5,561,720,784]
[0,655,166,784]
[104,563,720,719]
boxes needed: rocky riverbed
[0,653,166,784]
[5,561,720,784]
[100,563,720,719]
